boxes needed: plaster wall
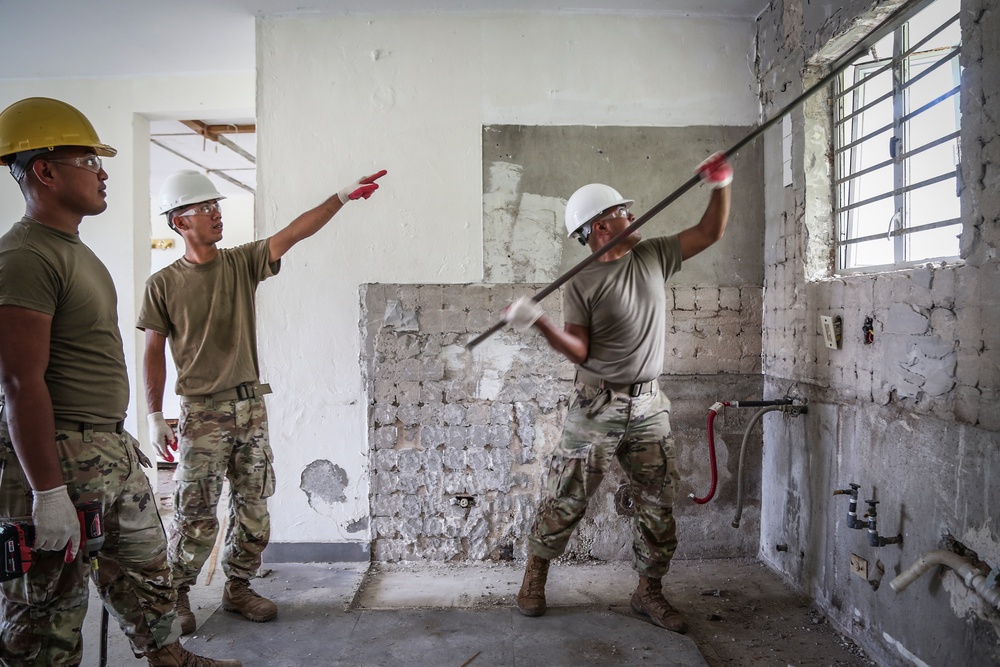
[755,0,1000,664]
[255,13,760,552]
[0,74,255,463]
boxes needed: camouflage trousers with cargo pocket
[527,381,680,579]
[169,397,275,590]
[0,419,181,666]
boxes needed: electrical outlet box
[820,315,843,350]
[850,553,868,579]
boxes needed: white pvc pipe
[890,549,1000,610]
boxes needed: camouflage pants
[0,420,180,666]
[528,381,679,579]
[169,397,275,590]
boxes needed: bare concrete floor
[82,557,877,667]
[78,468,877,666]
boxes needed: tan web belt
[180,382,273,404]
[576,374,657,397]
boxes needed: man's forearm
[4,382,64,492]
[268,196,344,262]
[144,349,168,413]
[534,317,588,366]
[699,186,731,241]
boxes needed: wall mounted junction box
[850,553,869,579]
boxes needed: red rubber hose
[691,402,727,504]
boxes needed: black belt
[181,382,272,403]
[581,378,657,397]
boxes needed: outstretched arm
[268,169,387,262]
[678,153,732,261]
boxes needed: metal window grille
[833,0,962,272]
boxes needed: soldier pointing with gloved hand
[0,97,240,666]
[138,166,386,635]
[505,152,732,634]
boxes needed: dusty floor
[358,559,878,667]
[79,468,879,666]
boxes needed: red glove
[696,152,733,189]
[338,169,388,204]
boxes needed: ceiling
[5,0,769,202]
[2,1,769,80]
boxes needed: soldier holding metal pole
[505,153,732,634]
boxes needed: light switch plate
[820,315,842,349]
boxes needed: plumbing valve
[833,483,865,530]
[864,500,903,547]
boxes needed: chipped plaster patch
[346,516,369,533]
[470,334,524,401]
[301,460,349,511]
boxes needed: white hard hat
[564,183,633,242]
[158,169,225,215]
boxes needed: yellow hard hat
[0,97,116,165]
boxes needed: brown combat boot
[145,641,241,666]
[223,577,277,623]
[630,575,688,634]
[175,585,196,635]
[516,554,550,617]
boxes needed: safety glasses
[46,155,104,174]
[597,205,631,222]
[176,201,222,217]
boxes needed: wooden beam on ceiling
[180,120,256,141]
[180,119,256,165]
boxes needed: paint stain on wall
[300,460,349,509]
[346,517,369,533]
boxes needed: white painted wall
[256,14,759,545]
[0,74,255,465]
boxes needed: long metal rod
[466,0,925,350]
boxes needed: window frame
[831,0,962,274]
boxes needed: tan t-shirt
[0,217,129,422]
[137,240,279,396]
[564,234,682,386]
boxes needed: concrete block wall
[362,283,767,564]
[756,0,1000,665]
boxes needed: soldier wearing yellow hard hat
[0,97,241,667]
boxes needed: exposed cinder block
[397,404,421,426]
[373,426,398,450]
[696,287,720,313]
[883,303,930,335]
[674,287,697,310]
[720,286,742,311]
[364,282,766,564]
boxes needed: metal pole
[99,606,108,667]
[466,0,919,350]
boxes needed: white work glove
[504,296,544,330]
[337,169,388,204]
[31,485,80,560]
[696,151,733,189]
[148,411,177,463]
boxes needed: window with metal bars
[833,0,961,272]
